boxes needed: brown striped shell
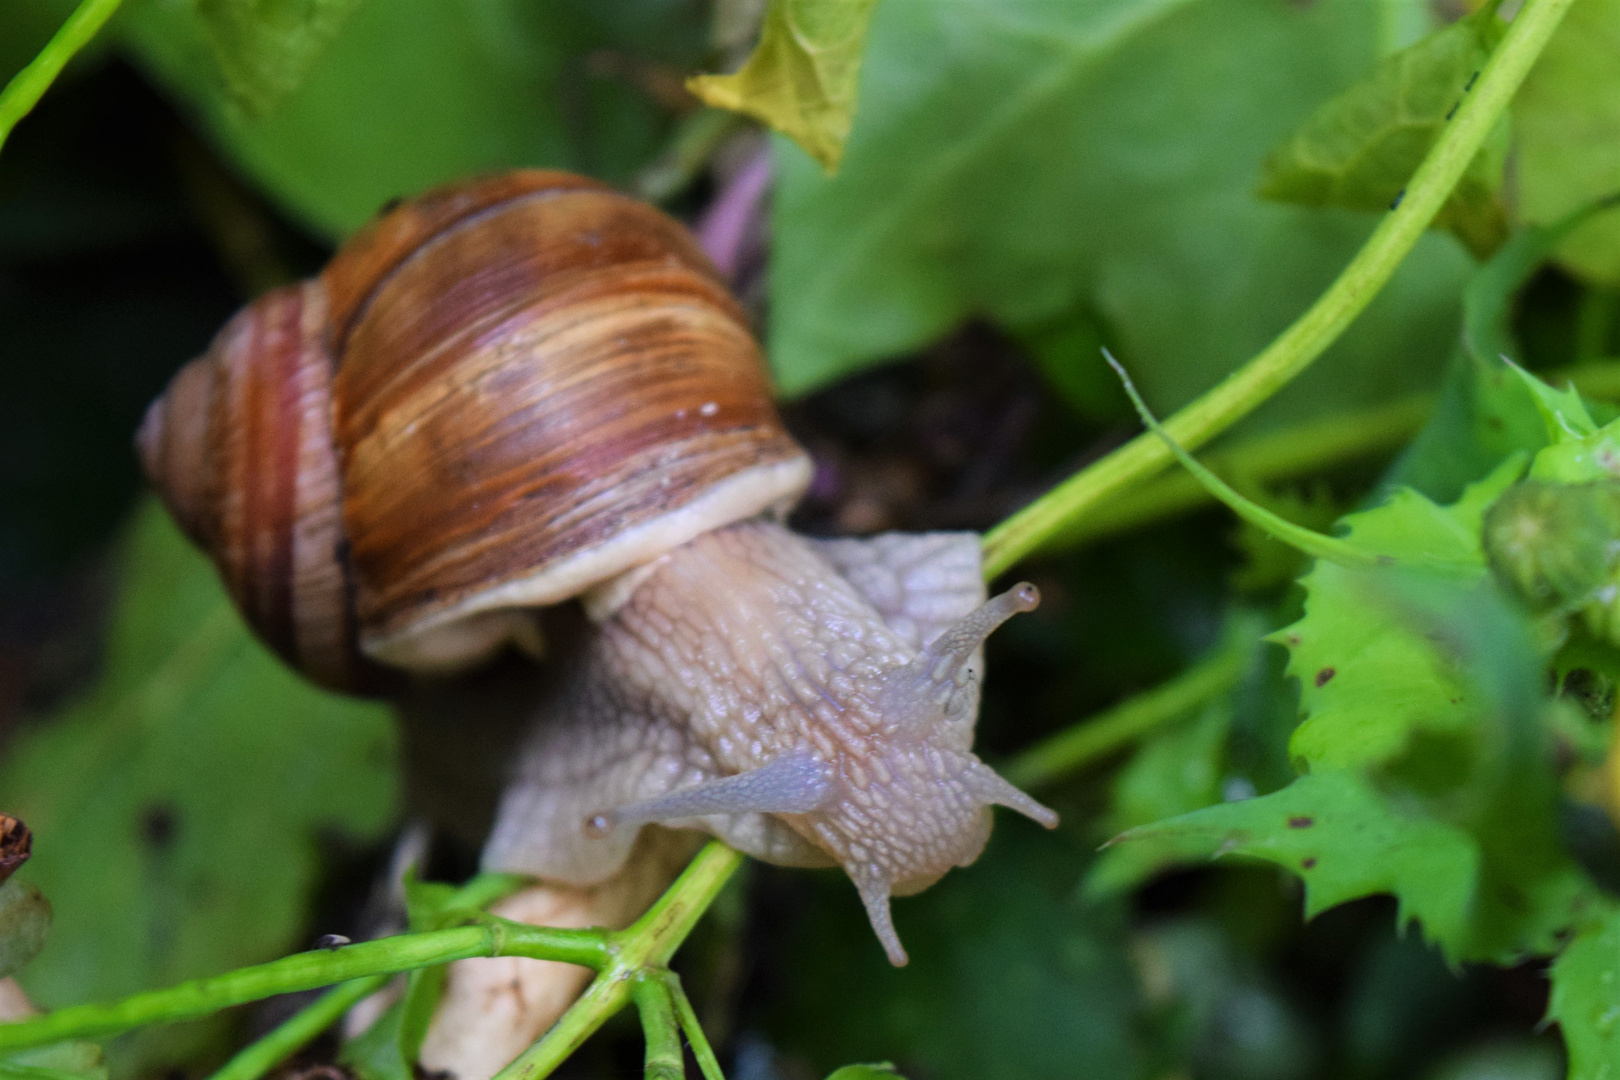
[137,170,811,690]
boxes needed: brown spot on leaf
[1314,667,1336,687]
[1301,857,1317,869]
[0,815,31,886]
[1288,816,1314,829]
[1285,634,1302,647]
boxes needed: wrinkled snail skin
[135,168,1057,966]
[482,519,1056,966]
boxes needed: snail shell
[138,171,810,687]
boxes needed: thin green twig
[663,973,725,1080]
[207,872,531,1080]
[1042,357,1620,553]
[1002,624,1255,790]
[209,976,389,1080]
[0,0,125,154]
[980,0,1577,579]
[0,921,606,1052]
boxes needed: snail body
[138,170,1054,964]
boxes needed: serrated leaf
[769,0,1472,411]
[1279,459,1521,771]
[1513,0,1620,285]
[1547,903,1620,1080]
[194,0,363,116]
[1391,199,1620,501]
[1256,14,1509,256]
[0,501,399,1075]
[1088,703,1231,894]
[1093,772,1480,950]
[688,0,879,169]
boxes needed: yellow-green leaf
[687,0,879,170]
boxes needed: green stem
[0,0,125,154]
[0,921,606,1052]
[1040,357,1620,552]
[492,842,744,1080]
[1002,626,1253,790]
[979,0,1577,579]
[634,977,685,1080]
[663,974,726,1080]
[206,871,531,1080]
[209,976,389,1080]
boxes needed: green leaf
[118,0,698,236]
[342,997,411,1080]
[1548,903,1620,1080]
[1093,772,1480,950]
[1279,459,1520,771]
[0,501,399,1075]
[826,1066,904,1080]
[1087,703,1231,893]
[1256,14,1509,257]
[688,0,880,170]
[769,0,1472,413]
[0,880,51,979]
[193,0,364,116]
[1513,0,1620,285]
[1109,702,1231,834]
[1391,201,1620,502]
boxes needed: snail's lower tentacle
[585,751,836,836]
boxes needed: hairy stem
[1003,624,1255,790]
[979,0,1577,579]
[0,0,125,154]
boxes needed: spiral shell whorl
[138,281,363,690]
[324,173,811,667]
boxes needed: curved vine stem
[0,0,125,154]
[980,0,1578,579]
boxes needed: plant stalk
[1003,624,1254,790]
[0,921,606,1052]
[491,842,744,1080]
[0,0,126,153]
[980,0,1577,578]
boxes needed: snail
[136,170,1056,965]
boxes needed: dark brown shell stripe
[139,283,363,690]
[330,184,803,639]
